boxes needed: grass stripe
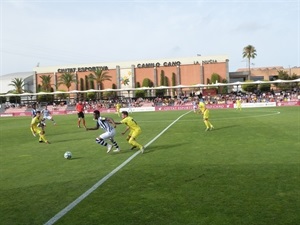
[43,110,192,225]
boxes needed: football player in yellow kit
[198,99,214,131]
[115,111,144,153]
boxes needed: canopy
[1,78,299,97]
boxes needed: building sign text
[137,61,181,68]
[57,66,108,73]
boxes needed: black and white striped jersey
[97,117,114,132]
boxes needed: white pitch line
[44,110,192,225]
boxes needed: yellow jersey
[121,116,141,131]
[31,116,42,131]
[198,102,206,113]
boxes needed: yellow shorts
[203,109,210,119]
[130,128,141,139]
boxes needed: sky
[0,0,299,76]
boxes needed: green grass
[0,107,299,225]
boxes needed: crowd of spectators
[1,90,299,112]
[70,90,300,110]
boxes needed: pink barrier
[0,101,299,117]
[276,101,300,106]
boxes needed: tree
[142,78,153,87]
[242,45,257,80]
[141,78,153,97]
[211,73,221,84]
[221,79,228,94]
[259,82,271,92]
[241,81,257,93]
[58,73,77,102]
[211,73,221,93]
[157,70,166,96]
[164,76,169,86]
[160,70,165,86]
[58,73,77,92]
[86,92,96,101]
[40,75,52,92]
[9,78,25,94]
[275,70,296,91]
[135,90,146,98]
[88,69,112,99]
[88,69,111,90]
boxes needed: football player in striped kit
[86,110,120,153]
[41,105,56,125]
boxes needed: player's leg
[111,137,120,152]
[38,129,50,143]
[30,127,36,137]
[127,130,136,150]
[128,130,143,152]
[208,119,214,130]
[107,130,120,152]
[82,114,86,128]
[206,110,214,129]
[97,133,112,153]
[50,116,56,125]
[204,118,210,131]
[202,112,210,130]
[77,113,81,127]
[203,110,213,130]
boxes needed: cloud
[1,0,299,75]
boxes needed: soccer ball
[64,151,72,159]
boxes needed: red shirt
[76,103,84,113]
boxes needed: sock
[110,139,119,149]
[96,138,107,146]
[39,133,47,142]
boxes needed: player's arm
[122,126,130,135]
[106,117,116,128]
[31,118,37,134]
[86,121,99,131]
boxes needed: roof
[0,72,35,93]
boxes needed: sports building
[1,55,299,97]
[34,55,229,97]
[0,72,35,94]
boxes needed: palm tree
[9,78,25,94]
[58,72,77,102]
[58,72,77,92]
[40,75,52,92]
[242,45,257,80]
[88,69,112,99]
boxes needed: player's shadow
[213,125,238,130]
[111,143,187,155]
[53,137,89,143]
[143,143,188,154]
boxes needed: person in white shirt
[192,98,199,113]
[86,110,120,153]
[41,105,56,125]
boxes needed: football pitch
[0,107,299,225]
